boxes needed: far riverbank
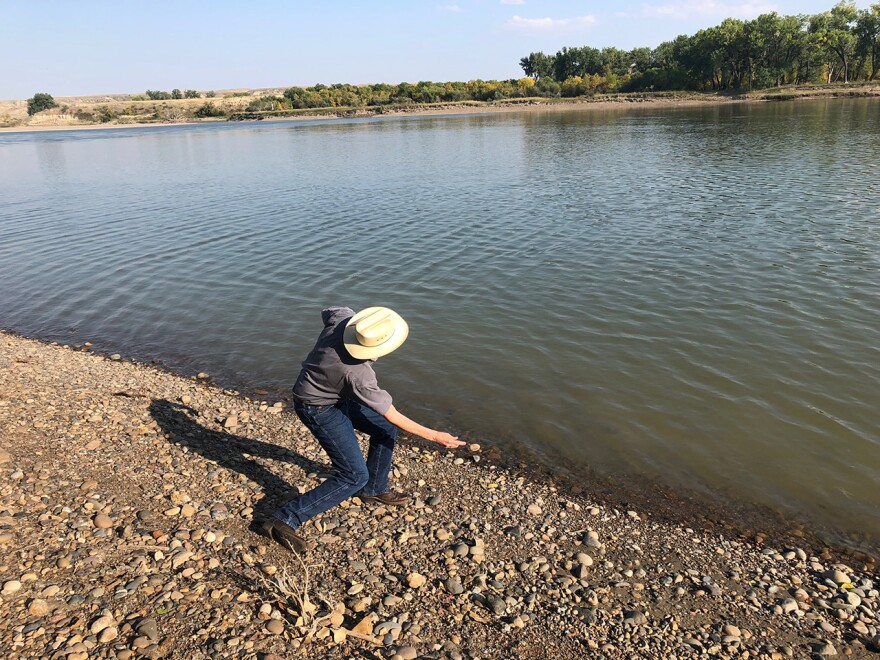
[2,84,879,133]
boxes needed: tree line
[242,79,546,113]
[139,89,205,100]
[520,1,880,93]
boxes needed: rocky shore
[1,332,878,659]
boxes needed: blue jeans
[273,399,397,529]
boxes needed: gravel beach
[1,332,878,659]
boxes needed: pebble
[2,580,22,595]
[624,610,648,626]
[444,577,464,595]
[583,530,601,547]
[486,595,506,615]
[407,573,427,589]
[27,598,49,616]
[266,619,284,635]
[90,615,115,635]
[137,618,158,641]
[93,513,113,529]
[823,569,851,585]
[575,552,593,567]
[814,641,837,656]
[527,504,542,516]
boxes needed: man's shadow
[148,398,326,527]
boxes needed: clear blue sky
[1,1,872,99]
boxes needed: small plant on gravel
[257,556,320,626]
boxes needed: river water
[1,100,878,550]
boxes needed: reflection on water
[1,100,879,549]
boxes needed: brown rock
[93,513,113,529]
[352,615,376,636]
[407,573,427,589]
[28,598,49,617]
[90,614,115,635]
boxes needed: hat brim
[343,307,409,360]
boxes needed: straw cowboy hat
[343,307,409,360]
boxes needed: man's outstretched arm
[384,405,466,449]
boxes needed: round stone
[28,598,49,616]
[575,552,593,567]
[2,580,22,595]
[90,615,115,635]
[823,569,851,585]
[444,577,464,595]
[407,573,427,589]
[93,513,113,529]
[266,619,284,635]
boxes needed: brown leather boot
[358,491,412,507]
[260,518,314,554]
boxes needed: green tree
[855,3,880,79]
[171,88,183,99]
[183,89,199,99]
[194,102,225,118]
[519,52,553,80]
[27,92,59,115]
[746,13,807,87]
[552,46,603,80]
[811,2,859,82]
[627,47,653,73]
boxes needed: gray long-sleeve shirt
[292,307,394,414]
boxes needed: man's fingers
[433,432,467,449]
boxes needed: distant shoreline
[3,85,879,134]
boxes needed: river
[1,99,878,550]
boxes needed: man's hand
[433,431,465,448]
[385,405,467,449]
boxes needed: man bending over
[261,306,465,554]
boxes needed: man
[261,306,466,554]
